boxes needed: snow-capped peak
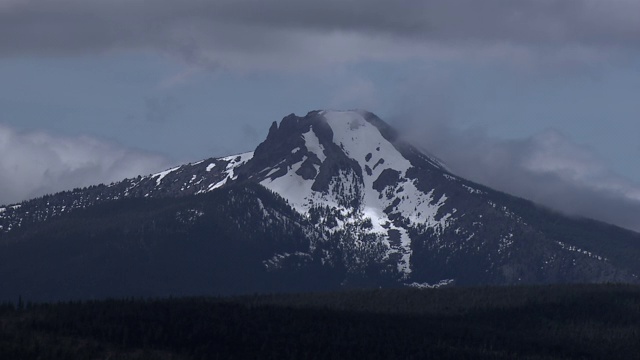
[249,110,452,276]
[321,110,412,172]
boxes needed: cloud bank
[0,124,171,206]
[1,0,639,70]
[394,115,640,232]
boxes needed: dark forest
[1,284,639,359]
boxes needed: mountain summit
[240,110,452,277]
[1,110,639,300]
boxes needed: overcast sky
[1,0,639,231]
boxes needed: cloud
[330,78,378,110]
[393,115,640,232]
[0,123,171,206]
[1,0,639,71]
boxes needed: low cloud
[0,124,171,206]
[330,78,378,110]
[394,115,640,232]
[1,0,639,71]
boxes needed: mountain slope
[0,184,337,301]
[1,110,639,300]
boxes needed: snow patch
[556,241,607,261]
[261,156,323,214]
[322,110,412,175]
[303,129,326,162]
[207,178,228,191]
[196,152,254,193]
[264,167,280,178]
[152,166,181,186]
[407,279,454,289]
[462,184,484,195]
[221,152,254,181]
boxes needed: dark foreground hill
[1,284,639,359]
[3,181,640,303]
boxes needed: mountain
[1,110,639,301]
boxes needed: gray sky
[1,0,639,231]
